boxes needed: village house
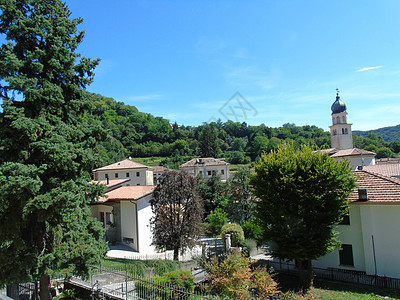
[179,157,230,181]
[312,92,400,279]
[90,159,157,253]
[313,169,400,279]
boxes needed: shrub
[205,208,228,237]
[242,221,264,245]
[221,223,245,248]
[136,269,195,299]
[205,253,278,299]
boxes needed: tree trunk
[39,274,52,300]
[173,247,179,261]
[298,259,314,292]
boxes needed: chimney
[358,188,368,201]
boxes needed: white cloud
[357,66,383,72]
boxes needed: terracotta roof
[180,157,229,168]
[319,148,337,155]
[363,164,400,178]
[93,159,149,172]
[330,148,375,158]
[97,185,155,203]
[376,157,400,165]
[349,170,400,204]
[150,166,169,173]
[90,179,131,188]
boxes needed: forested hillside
[87,93,400,168]
[354,125,400,143]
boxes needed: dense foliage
[221,223,245,248]
[85,94,338,167]
[251,144,358,290]
[0,0,107,298]
[353,132,400,159]
[354,124,400,143]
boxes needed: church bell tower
[329,90,353,150]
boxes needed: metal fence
[267,260,400,290]
[65,265,213,300]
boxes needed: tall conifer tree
[0,1,107,298]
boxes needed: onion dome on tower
[331,91,347,114]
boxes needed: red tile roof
[90,179,131,188]
[150,166,170,173]
[93,159,149,172]
[97,185,155,203]
[350,170,400,204]
[331,148,376,158]
[363,164,400,178]
[180,157,229,168]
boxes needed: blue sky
[66,0,400,131]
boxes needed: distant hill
[353,125,400,142]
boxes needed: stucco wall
[120,201,138,251]
[95,169,151,185]
[136,195,156,253]
[359,204,400,278]
[181,164,230,181]
[314,204,400,279]
[314,205,366,272]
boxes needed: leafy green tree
[196,173,227,215]
[225,166,256,224]
[198,124,221,157]
[251,144,357,290]
[205,208,228,237]
[0,1,107,298]
[150,170,204,260]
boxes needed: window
[207,171,211,176]
[126,172,130,177]
[339,214,350,225]
[332,129,337,136]
[339,244,354,266]
[221,170,224,175]
[137,183,140,186]
[115,173,119,178]
[199,171,203,175]
[106,212,112,224]
[344,128,348,134]
[136,172,140,177]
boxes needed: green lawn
[313,287,399,299]
[311,280,400,300]
[275,273,400,299]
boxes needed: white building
[179,157,230,181]
[314,170,400,279]
[90,159,157,253]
